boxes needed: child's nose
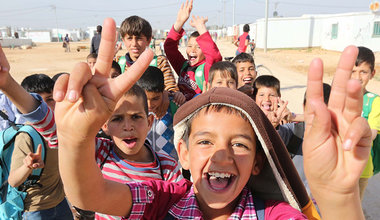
[210,146,233,164]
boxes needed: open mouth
[206,172,235,191]
[189,55,197,64]
[123,138,137,148]
[243,77,253,84]
[261,103,272,111]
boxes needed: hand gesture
[189,15,208,35]
[53,18,153,142]
[303,46,371,219]
[0,44,11,89]
[264,97,288,127]
[174,0,193,32]
[171,91,186,106]
[23,144,44,169]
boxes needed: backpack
[180,62,206,92]
[118,55,158,73]
[0,111,46,220]
[362,92,380,175]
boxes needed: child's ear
[370,69,376,79]
[101,123,110,135]
[147,114,154,129]
[252,151,265,175]
[177,139,190,170]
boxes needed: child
[7,74,73,219]
[253,75,292,127]
[164,0,222,100]
[117,15,179,93]
[232,52,257,88]
[208,61,238,90]
[110,60,122,78]
[351,46,380,201]
[136,66,179,161]
[234,24,253,55]
[87,53,97,70]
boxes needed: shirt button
[147,190,153,197]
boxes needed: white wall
[25,31,51,43]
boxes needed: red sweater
[164,27,222,100]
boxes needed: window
[373,21,380,37]
[331,23,338,39]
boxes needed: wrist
[173,21,184,32]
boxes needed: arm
[368,97,380,141]
[90,37,95,54]
[303,46,370,219]
[190,16,222,82]
[9,135,44,187]
[233,39,239,47]
[164,0,193,74]
[53,18,153,216]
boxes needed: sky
[0,0,371,30]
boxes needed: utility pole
[264,0,269,53]
[232,0,235,26]
[51,5,59,42]
[223,0,226,28]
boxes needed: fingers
[343,117,372,154]
[303,99,330,148]
[94,18,116,77]
[329,46,358,112]
[305,58,324,130]
[0,44,10,71]
[112,49,154,96]
[342,79,363,123]
[53,73,70,102]
[67,63,93,102]
[35,144,42,156]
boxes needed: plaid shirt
[124,179,258,220]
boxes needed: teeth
[208,172,231,178]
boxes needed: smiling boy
[232,52,257,87]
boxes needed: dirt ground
[3,39,380,218]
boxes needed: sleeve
[276,124,295,146]
[164,27,187,75]
[196,32,222,83]
[158,154,184,183]
[126,179,191,219]
[246,35,251,41]
[21,93,57,148]
[157,56,179,92]
[10,133,33,172]
[264,200,307,219]
[368,96,380,131]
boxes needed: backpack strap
[149,56,158,67]
[180,62,206,92]
[0,110,18,130]
[253,196,265,220]
[362,92,378,119]
[118,56,127,74]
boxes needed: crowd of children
[0,0,378,219]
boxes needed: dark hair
[96,25,102,33]
[120,15,152,40]
[111,61,121,78]
[87,53,97,60]
[356,46,375,72]
[136,66,165,93]
[209,61,238,86]
[253,75,281,98]
[190,31,200,39]
[232,52,255,66]
[21,74,54,94]
[52,72,69,82]
[243,24,250,33]
[303,83,331,106]
[125,84,149,116]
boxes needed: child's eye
[132,114,142,120]
[232,143,249,149]
[111,116,122,122]
[197,140,212,145]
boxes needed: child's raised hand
[0,44,11,88]
[303,46,371,219]
[174,0,193,32]
[171,91,186,106]
[53,18,153,142]
[23,144,44,169]
[189,15,208,35]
